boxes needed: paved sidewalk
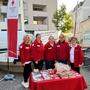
[0,72,27,90]
[81,66,90,90]
[0,66,90,90]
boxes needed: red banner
[7,19,18,57]
[7,0,19,58]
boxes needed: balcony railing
[1,5,7,13]
[33,11,48,17]
[24,24,48,31]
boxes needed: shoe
[21,81,29,88]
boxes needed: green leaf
[52,5,73,33]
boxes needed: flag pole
[4,0,19,81]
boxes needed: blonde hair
[23,35,31,44]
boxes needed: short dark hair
[36,33,41,38]
[70,37,77,42]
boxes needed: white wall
[0,31,24,49]
[71,0,90,35]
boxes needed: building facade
[71,0,90,47]
[0,0,57,49]
[24,0,57,34]
[79,18,90,47]
[0,0,24,31]
[0,0,24,49]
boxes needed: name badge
[57,45,60,47]
[32,44,35,46]
[26,47,29,49]
[37,45,40,47]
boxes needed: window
[0,13,7,22]
[25,30,34,35]
[3,0,8,6]
[24,19,28,24]
[33,4,47,12]
[1,29,6,31]
[33,17,47,25]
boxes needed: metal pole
[47,17,49,31]
[74,1,78,36]
[7,57,10,73]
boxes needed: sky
[58,0,84,12]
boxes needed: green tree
[52,5,73,33]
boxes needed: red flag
[7,0,19,57]
[7,19,18,57]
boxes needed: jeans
[70,63,80,73]
[45,60,55,69]
[23,62,32,82]
[32,60,44,70]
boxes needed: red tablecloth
[29,73,87,90]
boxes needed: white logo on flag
[7,0,19,19]
[11,0,15,6]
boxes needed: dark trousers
[57,59,67,64]
[32,60,44,70]
[23,62,32,82]
[45,60,55,69]
[70,63,80,73]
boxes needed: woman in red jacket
[56,34,69,64]
[31,34,44,70]
[19,35,32,88]
[44,36,56,69]
[69,37,84,73]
